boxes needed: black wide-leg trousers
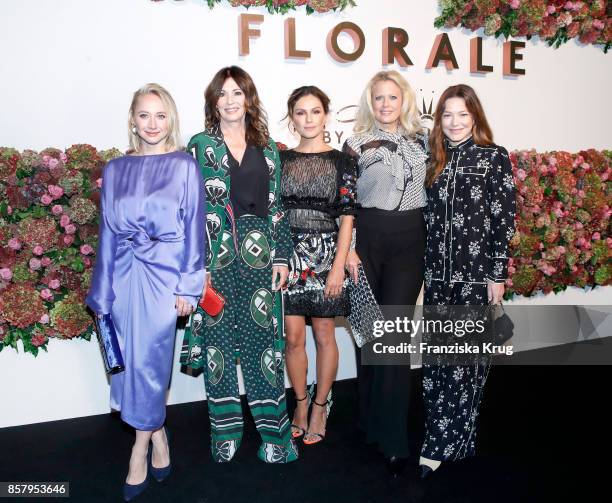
[355,207,425,458]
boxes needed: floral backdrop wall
[0,145,610,355]
[436,1,611,52]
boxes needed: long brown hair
[426,84,493,186]
[204,66,269,147]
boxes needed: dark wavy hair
[426,84,494,187]
[284,85,331,120]
[204,66,269,147]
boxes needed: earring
[289,123,296,135]
[131,126,137,134]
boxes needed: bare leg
[150,426,170,469]
[126,430,153,484]
[285,315,309,436]
[306,317,338,440]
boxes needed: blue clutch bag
[95,313,125,375]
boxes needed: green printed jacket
[179,128,292,370]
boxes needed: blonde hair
[353,70,422,138]
[127,83,182,153]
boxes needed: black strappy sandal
[303,391,333,445]
[290,393,310,439]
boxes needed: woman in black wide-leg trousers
[343,70,429,475]
[355,208,425,458]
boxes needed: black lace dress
[280,149,357,317]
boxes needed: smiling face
[290,94,327,140]
[216,77,246,127]
[441,97,474,145]
[131,93,169,153]
[371,79,403,132]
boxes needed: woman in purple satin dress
[86,83,206,500]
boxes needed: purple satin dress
[86,151,206,431]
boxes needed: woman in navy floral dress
[420,84,516,476]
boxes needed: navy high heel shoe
[149,427,171,482]
[123,463,149,502]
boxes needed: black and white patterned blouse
[425,137,516,288]
[342,126,429,211]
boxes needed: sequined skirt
[284,231,350,317]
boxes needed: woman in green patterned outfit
[180,66,297,463]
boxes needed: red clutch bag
[198,285,225,316]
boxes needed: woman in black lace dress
[280,86,357,445]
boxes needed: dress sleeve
[342,138,360,165]
[86,163,117,315]
[485,147,516,283]
[333,153,358,216]
[175,157,207,305]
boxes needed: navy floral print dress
[422,136,516,461]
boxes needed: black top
[228,145,269,218]
[280,149,357,233]
[425,136,516,287]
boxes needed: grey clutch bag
[346,264,384,348]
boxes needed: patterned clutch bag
[346,264,385,348]
[94,313,125,375]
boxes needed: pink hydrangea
[63,234,75,246]
[48,184,64,199]
[65,224,77,235]
[40,288,53,301]
[41,194,53,205]
[8,238,22,250]
[49,279,60,289]
[33,245,44,256]
[39,313,50,324]
[41,257,52,267]
[592,232,601,240]
[509,0,520,8]
[51,204,63,215]
[48,158,59,169]
[0,268,12,280]
[29,258,42,271]
[96,178,103,188]
[60,214,71,227]
[80,244,94,255]
[60,152,67,163]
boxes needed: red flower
[0,283,47,329]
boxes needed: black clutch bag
[94,313,125,375]
[489,304,515,346]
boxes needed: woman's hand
[324,266,345,299]
[487,281,505,305]
[175,295,195,317]
[346,249,361,284]
[271,265,289,291]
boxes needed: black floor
[0,365,607,503]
